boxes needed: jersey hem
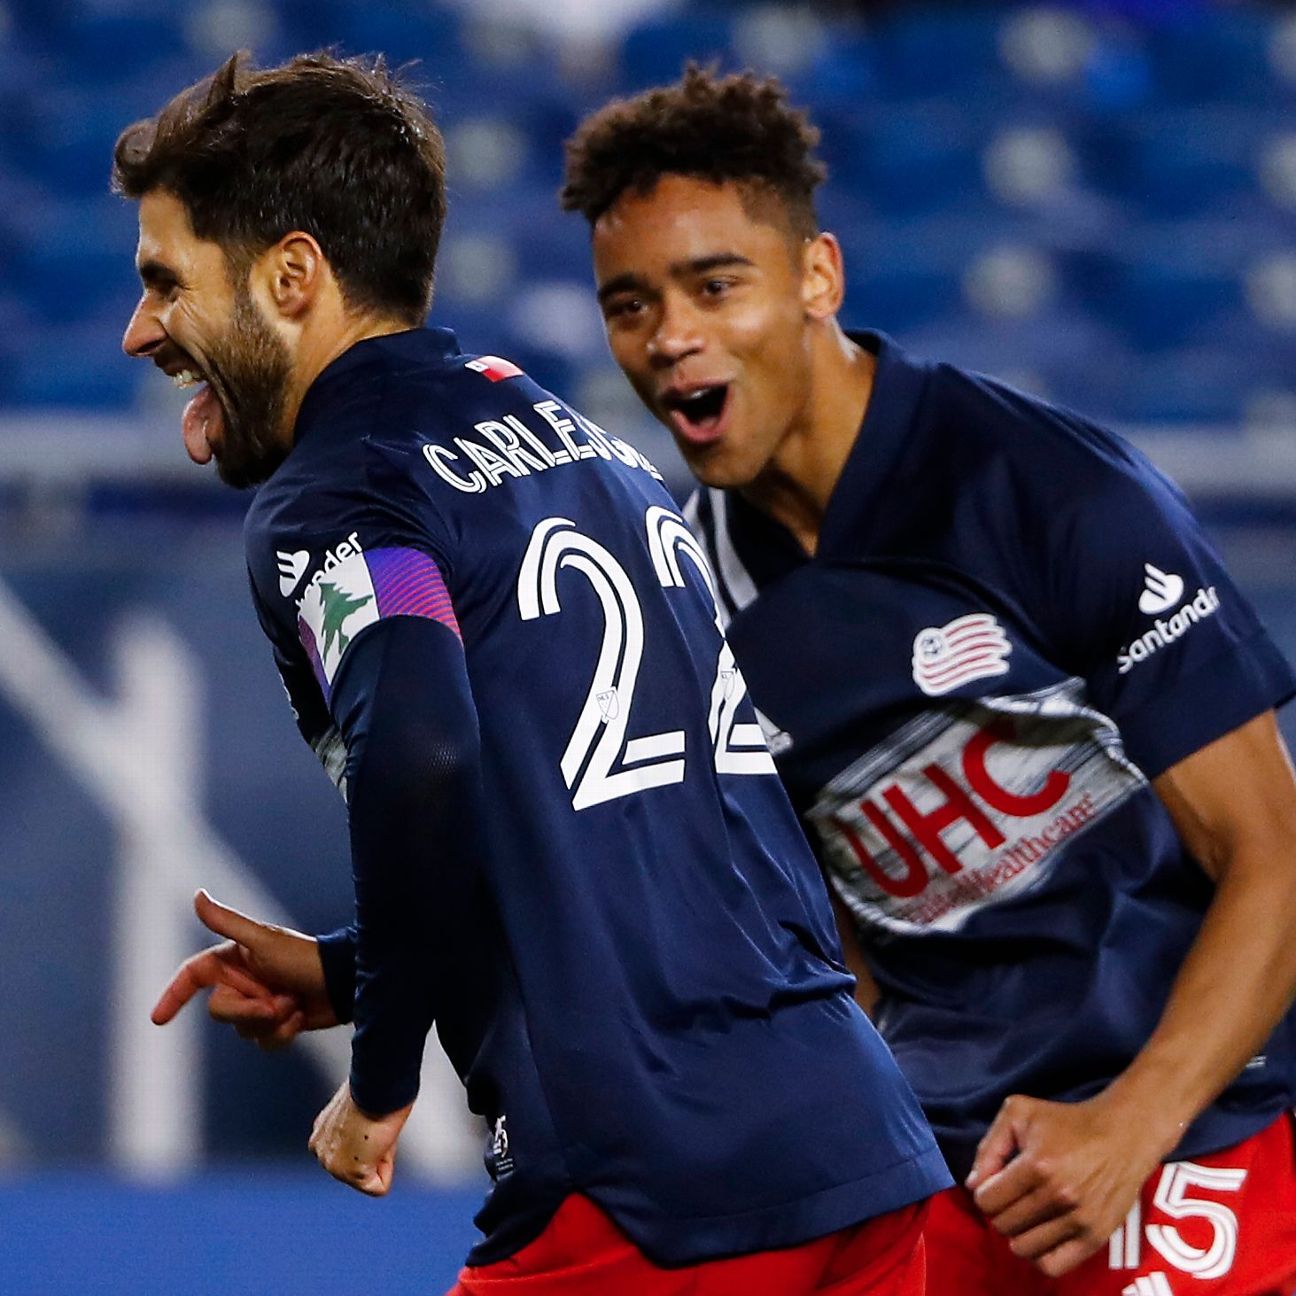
[936,1093,1295,1184]
[584,1142,952,1268]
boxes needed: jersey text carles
[423,398,663,495]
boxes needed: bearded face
[202,283,294,489]
[125,189,298,489]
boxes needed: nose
[647,291,704,369]
[122,296,165,358]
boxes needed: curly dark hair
[560,65,827,239]
[113,50,446,324]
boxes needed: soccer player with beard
[120,52,951,1295]
[559,67,1296,1293]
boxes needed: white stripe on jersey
[685,488,760,630]
[311,725,349,799]
[709,489,760,615]
[1122,1274,1174,1296]
[683,492,733,627]
[1110,1197,1142,1269]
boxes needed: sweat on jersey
[242,328,949,1266]
[686,331,1296,1182]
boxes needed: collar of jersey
[814,330,931,560]
[292,326,459,448]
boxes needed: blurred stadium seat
[0,0,1287,439]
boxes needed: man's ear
[256,231,325,320]
[801,231,846,321]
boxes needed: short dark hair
[113,50,446,324]
[560,65,827,240]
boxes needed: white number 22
[518,511,774,811]
[518,517,686,810]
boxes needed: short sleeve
[1036,452,1295,777]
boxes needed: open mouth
[167,364,223,467]
[661,382,731,445]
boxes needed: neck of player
[284,307,415,445]
[740,325,875,558]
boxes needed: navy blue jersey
[686,331,1296,1181]
[243,328,948,1266]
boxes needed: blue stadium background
[1,2,1294,1291]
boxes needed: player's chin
[684,456,756,495]
[678,443,758,491]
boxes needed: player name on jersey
[422,398,662,495]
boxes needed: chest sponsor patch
[912,612,1011,697]
[809,679,1147,935]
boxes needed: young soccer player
[560,66,1296,1293]
[122,52,950,1295]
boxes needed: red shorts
[448,1194,928,1296]
[925,1111,1296,1295]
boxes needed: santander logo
[1138,563,1185,615]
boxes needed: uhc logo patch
[912,613,1012,697]
[811,679,1146,935]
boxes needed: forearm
[1107,711,1296,1151]
[1103,855,1296,1150]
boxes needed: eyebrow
[596,253,755,304]
[136,258,178,288]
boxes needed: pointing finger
[150,941,276,1026]
[151,947,233,1025]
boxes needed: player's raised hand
[966,1091,1172,1277]
[151,889,338,1048]
[308,1080,411,1196]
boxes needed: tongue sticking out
[181,384,223,465]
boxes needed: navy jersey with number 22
[242,328,949,1267]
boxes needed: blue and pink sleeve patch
[366,547,461,634]
[296,546,460,702]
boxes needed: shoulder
[917,359,1187,529]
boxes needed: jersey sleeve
[328,613,483,1115]
[244,437,480,1111]
[1031,446,1295,778]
